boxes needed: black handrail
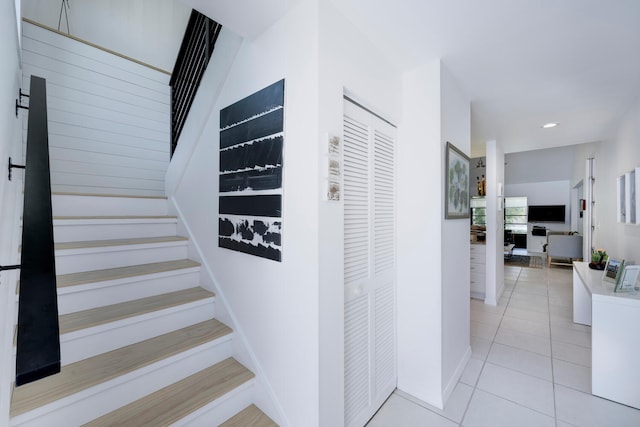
[170,9,222,157]
[15,75,60,386]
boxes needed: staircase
[10,193,277,426]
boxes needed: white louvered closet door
[343,99,396,427]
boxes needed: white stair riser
[174,381,255,427]
[52,195,168,217]
[61,299,216,365]
[54,221,178,242]
[12,192,260,427]
[10,338,235,427]
[55,243,188,275]
[57,269,201,314]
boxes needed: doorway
[343,98,397,427]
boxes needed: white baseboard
[395,344,472,417]
[442,345,472,406]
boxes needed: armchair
[546,232,583,267]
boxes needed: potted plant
[589,248,607,270]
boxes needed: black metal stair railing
[170,9,222,157]
[15,75,61,386]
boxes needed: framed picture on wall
[445,141,470,219]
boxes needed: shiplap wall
[21,21,171,196]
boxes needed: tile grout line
[487,266,561,422]
[383,266,580,426]
[473,381,564,423]
[458,265,522,426]
[364,392,395,425]
[524,265,559,424]
[546,267,561,427]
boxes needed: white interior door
[343,99,397,427]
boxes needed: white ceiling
[333,0,640,157]
[187,0,640,157]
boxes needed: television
[528,205,565,223]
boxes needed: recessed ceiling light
[542,122,558,129]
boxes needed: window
[471,197,486,226]
[505,196,527,233]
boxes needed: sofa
[546,232,583,267]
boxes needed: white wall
[591,99,640,263]
[504,143,611,256]
[397,61,443,407]
[506,180,571,251]
[169,0,472,421]
[440,66,471,400]
[169,1,320,425]
[21,21,171,196]
[21,0,191,72]
[505,148,573,225]
[505,145,575,184]
[397,60,471,409]
[0,0,24,423]
[506,179,571,227]
[570,142,599,187]
[506,180,571,208]
[485,140,505,305]
[570,142,600,255]
[317,1,402,425]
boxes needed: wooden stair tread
[59,287,215,334]
[57,259,201,288]
[10,319,232,417]
[221,404,279,427]
[55,236,188,250]
[82,358,255,427]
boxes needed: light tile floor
[367,264,640,426]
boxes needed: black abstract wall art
[218,79,284,261]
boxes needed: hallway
[368,264,640,426]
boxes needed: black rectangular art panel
[219,168,282,193]
[218,216,282,261]
[220,136,283,172]
[218,79,284,261]
[220,79,285,129]
[220,108,284,149]
[219,195,282,217]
